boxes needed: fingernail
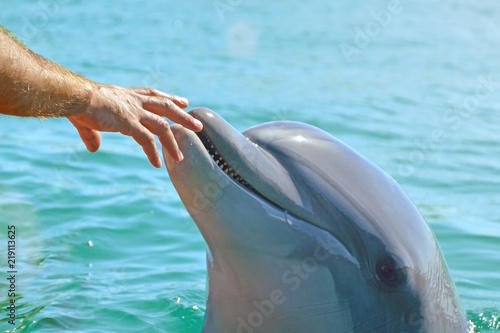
[177,150,184,161]
[194,119,203,129]
[154,156,162,168]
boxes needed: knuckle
[151,88,162,96]
[142,95,155,105]
[160,119,170,129]
[163,98,174,109]
[134,130,154,145]
[150,114,169,127]
[143,136,156,147]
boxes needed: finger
[129,124,164,168]
[141,96,203,132]
[140,115,183,163]
[131,87,189,108]
[68,117,102,152]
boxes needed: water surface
[1,0,499,331]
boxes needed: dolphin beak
[164,108,303,214]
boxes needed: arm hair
[0,25,94,117]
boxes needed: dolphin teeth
[197,131,256,191]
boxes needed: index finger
[131,87,189,109]
[141,96,203,132]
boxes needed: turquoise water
[1,0,500,331]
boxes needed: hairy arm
[0,27,202,167]
[0,28,93,117]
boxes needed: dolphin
[163,107,470,333]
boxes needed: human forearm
[0,25,27,49]
[0,29,93,117]
[0,26,203,167]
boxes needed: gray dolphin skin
[163,107,470,333]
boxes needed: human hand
[67,84,203,168]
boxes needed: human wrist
[67,80,100,118]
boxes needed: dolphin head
[163,107,470,333]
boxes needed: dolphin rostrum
[163,107,470,333]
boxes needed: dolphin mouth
[165,109,471,333]
[195,130,257,193]
[173,107,303,215]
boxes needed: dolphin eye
[376,257,403,288]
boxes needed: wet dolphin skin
[163,108,470,333]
